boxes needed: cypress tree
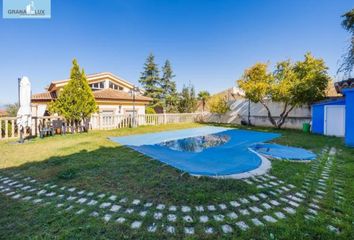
[49,59,98,131]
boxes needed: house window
[90,81,105,91]
[109,81,124,91]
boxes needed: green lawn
[0,123,353,239]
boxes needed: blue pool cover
[250,143,316,160]
[110,126,315,176]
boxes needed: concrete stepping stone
[110,205,121,212]
[98,193,106,198]
[262,203,272,210]
[183,215,193,222]
[239,209,250,215]
[169,205,177,211]
[288,201,300,208]
[222,224,233,233]
[249,195,260,201]
[67,196,77,201]
[263,215,277,223]
[309,203,320,209]
[65,205,73,211]
[327,225,340,234]
[109,195,117,201]
[156,204,165,210]
[119,198,127,203]
[227,212,238,219]
[104,214,112,222]
[22,196,32,201]
[87,200,98,206]
[139,211,147,217]
[199,215,209,223]
[269,191,278,196]
[166,226,175,234]
[68,187,76,192]
[274,212,286,219]
[251,218,264,226]
[167,214,177,222]
[219,204,227,210]
[195,206,204,212]
[116,217,126,223]
[213,214,224,221]
[45,192,56,197]
[181,206,191,212]
[132,199,140,205]
[308,208,318,215]
[154,212,163,220]
[77,198,87,204]
[33,199,43,204]
[207,205,216,211]
[230,201,240,207]
[184,227,195,235]
[144,202,153,207]
[76,209,85,215]
[37,190,47,195]
[236,221,249,231]
[77,190,85,195]
[99,202,111,209]
[283,207,296,214]
[12,194,21,199]
[304,214,315,220]
[258,193,268,199]
[239,198,250,204]
[56,203,64,208]
[131,221,142,229]
[147,223,157,232]
[125,208,134,214]
[205,227,214,234]
[87,192,94,197]
[243,179,253,185]
[250,206,263,213]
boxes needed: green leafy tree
[161,60,178,112]
[178,84,198,113]
[139,53,163,108]
[339,8,354,74]
[49,59,98,131]
[5,103,19,117]
[208,96,230,122]
[238,53,330,128]
[197,91,211,112]
[145,106,156,114]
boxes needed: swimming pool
[110,126,280,176]
[110,126,315,177]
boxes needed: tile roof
[93,88,152,101]
[31,92,57,101]
[31,88,152,102]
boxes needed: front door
[324,105,345,137]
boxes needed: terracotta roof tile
[31,88,152,102]
[93,88,152,101]
[31,92,57,101]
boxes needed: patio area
[0,123,352,239]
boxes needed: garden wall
[203,99,311,129]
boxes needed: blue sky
[0,0,352,105]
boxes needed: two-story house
[31,72,152,116]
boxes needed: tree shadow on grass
[0,145,256,204]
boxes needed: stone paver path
[0,147,347,236]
